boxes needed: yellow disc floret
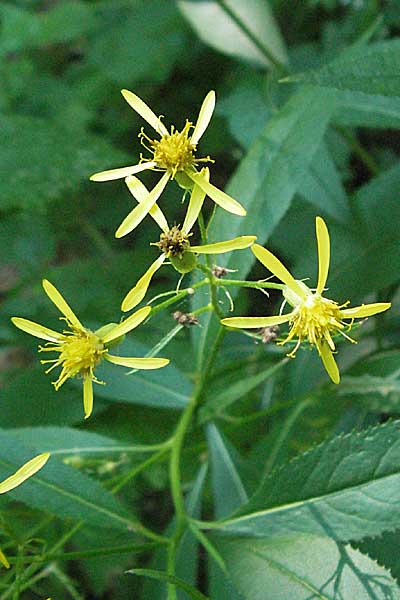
[39,325,106,389]
[281,289,350,356]
[140,121,212,178]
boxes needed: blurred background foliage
[0,0,399,598]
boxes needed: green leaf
[128,569,208,600]
[333,90,400,128]
[207,424,249,518]
[87,1,187,85]
[0,114,128,211]
[178,0,287,68]
[200,359,287,423]
[94,337,191,410]
[213,534,400,599]
[286,40,400,97]
[0,429,136,531]
[211,420,400,542]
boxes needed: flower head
[0,453,50,568]
[12,280,169,418]
[120,174,256,312]
[90,90,246,235]
[222,217,391,384]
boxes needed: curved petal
[90,162,155,182]
[340,302,391,319]
[42,280,83,329]
[191,90,216,145]
[121,89,168,136]
[221,314,291,329]
[187,171,246,216]
[181,168,209,235]
[316,340,340,384]
[101,306,151,344]
[252,245,307,300]
[316,216,330,295]
[121,255,166,312]
[124,176,169,232]
[116,172,171,238]
[83,376,93,420]
[0,453,50,494]
[105,354,169,369]
[192,236,256,254]
[11,317,63,342]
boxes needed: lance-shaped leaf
[209,420,400,542]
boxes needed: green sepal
[170,251,197,274]
[175,171,194,191]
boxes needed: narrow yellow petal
[0,453,50,494]
[181,168,209,235]
[116,172,171,238]
[42,280,83,329]
[121,255,166,312]
[340,302,391,319]
[316,216,330,295]
[90,162,155,182]
[101,306,151,344]
[252,245,307,300]
[0,549,9,569]
[191,236,256,254]
[191,90,216,145]
[11,317,63,343]
[123,176,169,232]
[221,314,291,329]
[105,354,169,369]
[83,376,93,420]
[187,171,246,216]
[316,340,340,384]
[121,89,168,136]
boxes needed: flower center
[40,326,106,389]
[281,292,347,356]
[139,121,213,177]
[155,226,191,258]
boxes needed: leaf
[333,90,400,128]
[286,40,400,97]
[178,0,287,68]
[128,569,208,600]
[200,359,287,423]
[0,429,136,531]
[87,1,187,85]
[211,420,400,542]
[213,534,400,599]
[93,336,191,410]
[207,424,249,519]
[0,114,128,211]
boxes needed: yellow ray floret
[0,453,50,568]
[12,281,169,419]
[222,216,391,384]
[120,176,256,312]
[90,90,246,234]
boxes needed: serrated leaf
[0,430,136,531]
[211,420,400,542]
[213,534,400,599]
[178,0,287,68]
[0,114,128,211]
[287,40,400,97]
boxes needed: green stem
[111,444,172,495]
[215,0,286,70]
[335,126,379,177]
[217,278,284,291]
[150,279,209,318]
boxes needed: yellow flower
[12,280,169,419]
[119,173,256,312]
[0,453,50,568]
[222,217,391,384]
[90,90,246,235]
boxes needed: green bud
[170,251,197,274]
